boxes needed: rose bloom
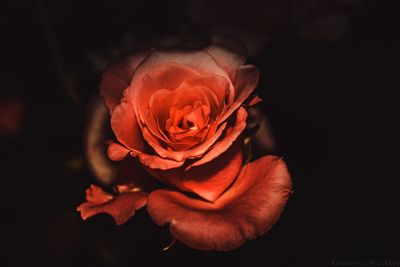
[77,45,292,251]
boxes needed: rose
[77,45,292,251]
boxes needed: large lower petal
[100,52,149,113]
[77,185,147,225]
[147,140,243,202]
[147,155,292,251]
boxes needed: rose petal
[188,107,248,169]
[136,152,185,170]
[246,95,262,106]
[142,122,227,162]
[107,136,186,171]
[107,141,130,161]
[205,45,246,76]
[129,50,234,124]
[147,156,292,251]
[136,63,200,123]
[148,140,243,202]
[100,52,149,112]
[85,184,113,204]
[110,96,145,153]
[77,185,147,225]
[219,65,259,123]
[178,74,230,114]
[148,86,208,141]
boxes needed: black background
[1,0,399,266]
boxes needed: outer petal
[110,95,145,153]
[77,185,147,225]
[100,52,149,112]
[107,141,130,161]
[147,156,292,251]
[129,49,235,124]
[188,107,248,169]
[147,140,243,202]
[136,152,185,170]
[204,45,246,76]
[219,65,259,123]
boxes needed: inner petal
[166,102,209,146]
[150,87,211,138]
[145,73,230,153]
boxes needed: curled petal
[142,122,227,163]
[148,140,243,202]
[129,49,234,123]
[136,152,185,170]
[147,156,292,251]
[188,107,248,169]
[107,141,130,161]
[100,52,149,113]
[245,95,262,107]
[110,97,145,153]
[77,184,147,225]
[137,63,200,123]
[205,45,246,76]
[220,65,259,123]
[178,74,230,113]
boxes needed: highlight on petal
[147,156,292,251]
[77,184,147,225]
[100,51,149,112]
[147,140,244,202]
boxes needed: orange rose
[78,45,292,251]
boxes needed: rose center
[165,100,210,141]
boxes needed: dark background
[1,0,399,266]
